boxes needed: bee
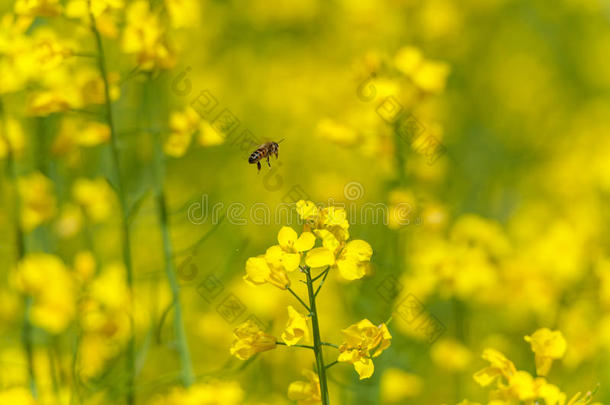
[248,138,284,172]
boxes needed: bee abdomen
[248,151,260,163]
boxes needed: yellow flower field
[0,0,608,404]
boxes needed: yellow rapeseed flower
[337,319,392,379]
[198,121,226,146]
[14,0,62,17]
[164,0,201,28]
[0,117,26,159]
[230,319,277,360]
[305,247,335,268]
[121,0,174,70]
[412,60,451,94]
[72,177,115,222]
[287,370,321,405]
[394,46,450,93]
[431,338,473,372]
[524,328,567,376]
[66,0,123,37]
[150,381,244,405]
[90,263,131,311]
[296,200,373,279]
[0,15,36,95]
[53,118,110,156]
[18,171,57,231]
[13,254,76,333]
[77,122,111,146]
[164,107,200,157]
[78,263,132,379]
[381,368,423,402]
[281,305,310,346]
[334,239,373,280]
[267,226,316,271]
[73,250,96,282]
[54,203,83,238]
[473,348,517,387]
[244,255,291,289]
[295,199,319,222]
[395,46,424,76]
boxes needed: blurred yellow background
[0,0,609,404]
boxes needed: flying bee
[248,138,285,172]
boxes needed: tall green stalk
[0,100,37,398]
[144,80,195,386]
[87,6,136,404]
[304,266,330,405]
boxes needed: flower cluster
[163,107,225,157]
[337,319,392,379]
[244,200,373,289]
[466,328,599,405]
[150,380,244,405]
[233,200,390,402]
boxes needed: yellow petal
[283,253,301,272]
[337,257,366,280]
[354,357,375,380]
[281,305,309,346]
[296,200,319,221]
[314,229,340,252]
[265,245,283,267]
[481,348,516,378]
[305,248,335,268]
[524,328,567,359]
[278,226,298,249]
[534,355,554,377]
[244,256,270,285]
[287,380,311,400]
[294,232,315,252]
[473,366,501,387]
[343,239,373,261]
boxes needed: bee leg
[267,156,271,167]
[257,161,261,172]
[275,152,278,159]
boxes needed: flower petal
[296,200,319,221]
[354,357,375,380]
[265,245,283,267]
[343,239,373,261]
[278,226,298,249]
[294,232,315,252]
[337,257,366,280]
[283,253,301,272]
[244,256,270,285]
[314,229,340,252]
[281,305,309,346]
[305,247,335,268]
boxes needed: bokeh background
[1,0,609,404]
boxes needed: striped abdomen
[248,147,268,163]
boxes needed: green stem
[314,268,330,297]
[325,360,339,369]
[0,100,37,398]
[87,6,135,404]
[304,267,330,405]
[392,120,407,185]
[321,342,339,349]
[22,298,37,398]
[286,286,310,312]
[312,267,329,282]
[146,79,195,387]
[276,342,314,350]
[453,298,466,403]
